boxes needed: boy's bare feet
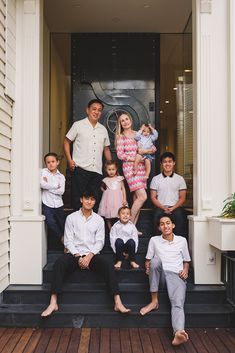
[130,261,139,269]
[140,302,159,316]
[172,330,189,346]
[41,303,58,317]
[114,261,122,269]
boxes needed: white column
[190,0,229,283]
[230,0,235,193]
[10,0,46,284]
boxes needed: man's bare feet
[114,261,122,269]
[172,330,189,346]
[130,261,139,269]
[114,303,131,314]
[41,303,58,317]
[140,302,159,316]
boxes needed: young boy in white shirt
[40,152,66,245]
[110,206,139,269]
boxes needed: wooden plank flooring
[0,328,234,353]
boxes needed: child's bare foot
[140,302,159,316]
[130,261,139,269]
[41,303,58,317]
[172,330,189,346]
[114,261,122,269]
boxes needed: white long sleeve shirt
[110,220,139,253]
[40,168,65,208]
[64,209,105,256]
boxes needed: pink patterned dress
[116,135,147,192]
[98,176,125,219]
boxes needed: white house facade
[0,0,235,297]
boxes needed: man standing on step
[64,99,112,211]
[140,214,191,346]
[150,152,188,238]
[41,190,130,317]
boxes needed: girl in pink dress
[98,160,127,230]
[116,113,152,227]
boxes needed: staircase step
[3,284,227,306]
[43,263,149,283]
[0,303,232,328]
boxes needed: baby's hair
[105,160,119,175]
[118,206,131,216]
[44,152,59,163]
[143,124,151,131]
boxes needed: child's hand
[151,146,157,153]
[43,176,48,182]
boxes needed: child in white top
[40,153,66,245]
[134,124,158,179]
[110,206,139,269]
[98,160,127,230]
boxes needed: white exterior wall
[190,0,232,284]
[0,0,15,293]
[9,0,46,285]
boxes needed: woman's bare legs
[131,188,147,225]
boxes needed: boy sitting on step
[110,206,139,269]
[40,152,66,248]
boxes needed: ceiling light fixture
[184,69,192,73]
[165,100,170,104]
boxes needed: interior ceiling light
[160,110,163,114]
[165,100,170,104]
[184,69,192,72]
[173,87,177,90]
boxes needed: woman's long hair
[115,112,133,146]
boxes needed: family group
[40,99,190,346]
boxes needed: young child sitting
[40,152,66,247]
[98,160,127,231]
[110,206,139,269]
[134,123,158,179]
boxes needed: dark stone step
[0,303,233,328]
[43,262,194,284]
[47,250,147,264]
[3,284,227,306]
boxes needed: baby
[134,124,158,179]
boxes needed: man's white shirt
[64,209,105,256]
[146,235,191,273]
[40,168,65,208]
[150,173,187,206]
[66,117,110,175]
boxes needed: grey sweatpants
[149,257,187,333]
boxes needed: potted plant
[208,193,235,250]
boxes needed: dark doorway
[71,33,160,174]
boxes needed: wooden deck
[0,327,235,353]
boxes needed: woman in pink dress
[115,113,152,227]
[98,160,127,230]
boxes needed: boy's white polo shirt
[150,172,187,206]
[146,235,191,273]
[66,117,110,175]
